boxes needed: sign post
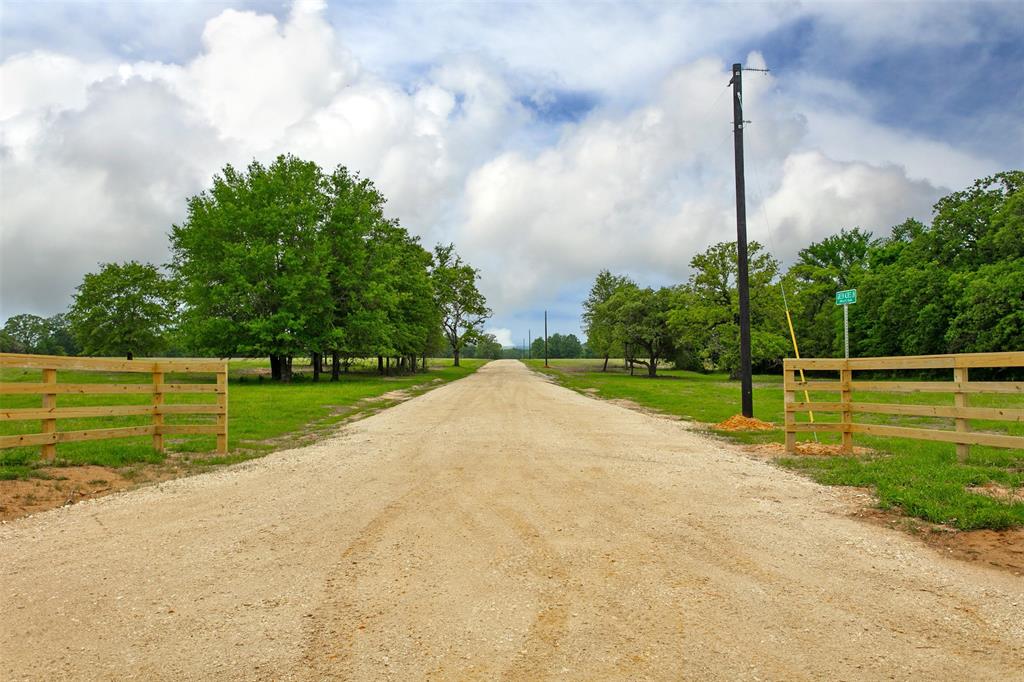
[835,289,857,358]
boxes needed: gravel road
[2,360,1022,680]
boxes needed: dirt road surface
[2,360,1022,680]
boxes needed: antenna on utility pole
[544,311,549,368]
[729,62,756,418]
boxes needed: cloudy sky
[2,0,1021,346]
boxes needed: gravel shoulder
[2,359,1022,680]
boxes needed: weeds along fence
[0,353,227,459]
[784,351,1024,457]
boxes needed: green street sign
[835,289,857,305]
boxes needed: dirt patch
[364,389,412,402]
[751,441,874,457]
[0,464,184,522]
[714,414,776,431]
[850,504,1024,577]
[967,482,1024,504]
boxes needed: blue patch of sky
[519,89,598,124]
[0,0,288,62]
[750,10,1023,165]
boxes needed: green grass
[1,358,484,478]
[528,358,1024,530]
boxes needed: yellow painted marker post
[784,308,816,429]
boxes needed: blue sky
[2,0,1021,346]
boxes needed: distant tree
[608,285,676,377]
[68,261,176,359]
[0,330,23,353]
[475,333,503,360]
[560,333,583,358]
[2,315,49,354]
[431,244,491,366]
[530,336,546,360]
[582,270,633,370]
[44,314,79,355]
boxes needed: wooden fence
[784,351,1024,457]
[0,353,227,459]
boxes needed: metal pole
[528,329,531,359]
[731,62,754,418]
[544,311,549,368]
[844,304,850,359]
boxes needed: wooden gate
[0,353,228,458]
[784,352,1023,456]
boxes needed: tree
[67,261,176,359]
[171,155,334,380]
[789,228,877,357]
[475,333,503,360]
[669,241,788,375]
[607,284,676,377]
[431,243,491,366]
[582,270,633,370]
[0,314,75,355]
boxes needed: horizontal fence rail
[0,353,228,459]
[784,351,1024,457]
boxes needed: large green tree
[172,155,336,380]
[789,228,877,357]
[669,241,788,375]
[607,284,676,377]
[582,270,634,370]
[68,261,176,359]
[431,244,491,366]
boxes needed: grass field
[528,358,1024,530]
[1,358,484,480]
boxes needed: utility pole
[528,328,531,359]
[730,62,753,418]
[544,311,549,368]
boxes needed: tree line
[1,155,491,380]
[583,171,1023,377]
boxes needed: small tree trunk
[648,360,658,378]
[602,354,609,372]
[270,355,282,381]
[386,356,391,375]
[281,356,293,382]
[312,352,321,382]
[421,353,427,372]
[331,351,340,382]
[453,349,461,367]
[411,355,418,372]
[378,356,384,375]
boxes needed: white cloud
[486,328,514,347]
[0,0,1013,337]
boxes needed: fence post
[953,365,969,462]
[216,366,228,454]
[152,368,164,453]
[41,367,57,460]
[840,363,853,454]
[784,361,796,454]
